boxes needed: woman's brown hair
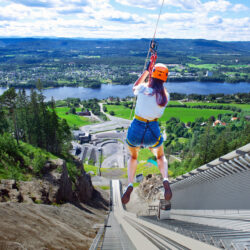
[148,77,168,107]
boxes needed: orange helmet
[151,63,169,82]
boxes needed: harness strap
[135,115,158,123]
[147,125,162,148]
[140,122,149,146]
[151,135,162,148]
[139,119,162,148]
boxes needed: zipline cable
[129,0,165,120]
[143,0,165,72]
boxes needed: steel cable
[129,0,165,120]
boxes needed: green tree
[197,125,214,165]
[0,109,8,134]
[0,88,19,144]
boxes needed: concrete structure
[91,144,250,249]
[89,148,98,165]
[206,71,213,77]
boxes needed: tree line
[167,104,241,112]
[167,114,250,177]
[169,92,250,103]
[0,87,71,156]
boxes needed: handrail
[89,226,105,250]
[89,181,113,250]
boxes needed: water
[0,81,249,101]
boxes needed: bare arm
[133,70,149,91]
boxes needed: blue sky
[0,0,249,41]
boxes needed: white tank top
[134,83,169,120]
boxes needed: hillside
[0,89,109,249]
[0,195,108,250]
[0,38,250,55]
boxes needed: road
[80,103,131,134]
[78,103,130,169]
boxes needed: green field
[188,56,201,62]
[187,63,249,71]
[54,107,93,128]
[225,65,249,68]
[168,101,181,105]
[160,108,232,122]
[105,105,135,120]
[104,101,180,120]
[105,104,233,122]
[187,64,217,69]
[184,102,250,111]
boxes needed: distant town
[0,38,249,89]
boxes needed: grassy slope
[138,148,154,162]
[0,141,58,181]
[54,107,93,127]
[19,141,58,160]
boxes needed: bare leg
[150,145,172,200]
[121,146,140,204]
[127,146,140,183]
[150,145,168,179]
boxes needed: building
[72,131,91,143]
[213,120,226,126]
[206,71,213,77]
[200,122,207,126]
[76,109,91,116]
[231,117,238,121]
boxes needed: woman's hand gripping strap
[147,41,158,83]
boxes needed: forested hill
[0,38,250,56]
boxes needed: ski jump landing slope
[107,180,217,250]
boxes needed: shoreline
[0,80,249,90]
[1,82,250,101]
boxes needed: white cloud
[83,4,146,24]
[115,0,161,9]
[152,12,197,22]
[57,7,85,15]
[117,0,202,10]
[0,0,249,41]
[208,16,223,25]
[232,4,248,12]
[0,4,33,20]
[8,0,89,8]
[166,0,201,10]
[9,0,59,8]
[203,0,231,12]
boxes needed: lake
[0,81,249,101]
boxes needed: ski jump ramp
[103,180,217,250]
[91,143,250,249]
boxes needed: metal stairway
[141,216,250,249]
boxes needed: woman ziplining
[121,40,172,204]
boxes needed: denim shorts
[126,118,163,148]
